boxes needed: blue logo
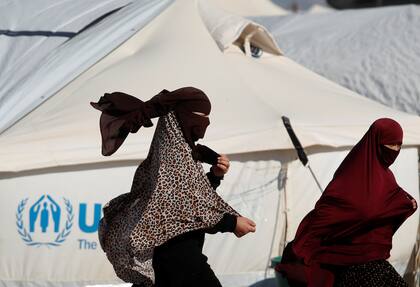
[16,195,74,247]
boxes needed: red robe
[277,118,416,287]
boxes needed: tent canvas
[0,0,419,286]
[253,4,420,115]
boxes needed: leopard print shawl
[98,112,239,286]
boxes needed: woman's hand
[404,192,417,210]
[412,199,417,210]
[234,216,256,238]
[211,154,230,177]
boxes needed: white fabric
[207,0,331,16]
[198,0,282,55]
[0,164,134,285]
[2,0,420,172]
[207,0,289,16]
[254,5,420,115]
[307,4,334,13]
[0,152,284,286]
[0,149,416,286]
[0,0,173,134]
[203,152,286,278]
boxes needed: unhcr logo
[16,195,74,247]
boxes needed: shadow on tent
[269,0,317,11]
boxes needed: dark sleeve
[205,213,237,234]
[205,168,236,233]
[206,167,224,189]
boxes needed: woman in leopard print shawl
[91,87,256,287]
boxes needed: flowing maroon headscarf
[90,87,211,156]
[277,118,416,287]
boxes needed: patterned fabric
[334,260,408,287]
[98,112,239,286]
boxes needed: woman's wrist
[210,166,224,179]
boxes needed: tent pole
[308,165,324,192]
[264,163,288,279]
[282,116,323,192]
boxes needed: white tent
[0,1,419,286]
[0,0,171,134]
[208,0,332,15]
[253,4,420,115]
[210,0,333,16]
[207,0,289,16]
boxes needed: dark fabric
[193,144,220,166]
[176,107,210,149]
[334,260,408,287]
[206,170,224,189]
[277,118,416,287]
[204,171,236,233]
[152,230,222,287]
[90,87,211,156]
[148,172,235,287]
[205,213,237,234]
[278,249,409,287]
[276,242,306,287]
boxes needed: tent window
[250,44,263,58]
[233,24,281,58]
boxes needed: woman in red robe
[277,118,417,287]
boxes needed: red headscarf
[90,87,211,156]
[277,118,416,286]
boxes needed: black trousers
[132,212,235,287]
[152,230,222,287]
